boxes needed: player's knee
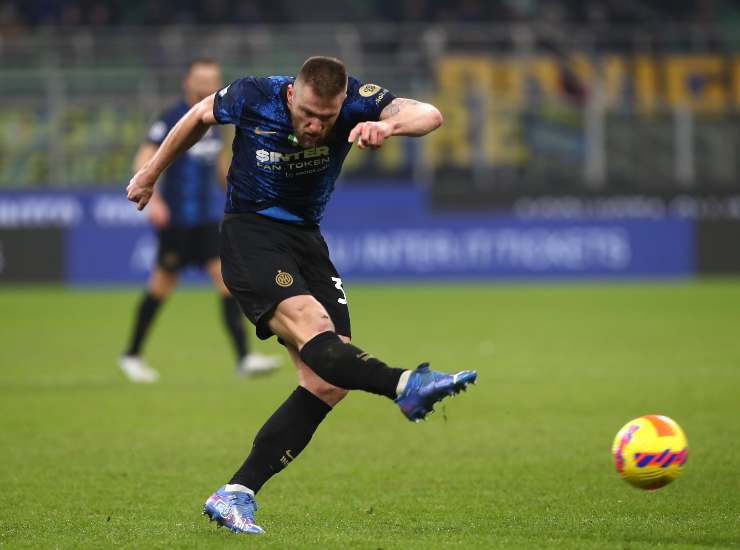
[272,295,335,347]
[149,270,178,299]
[153,285,175,300]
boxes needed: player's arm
[127,94,218,210]
[131,143,171,226]
[348,97,443,150]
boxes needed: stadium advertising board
[0,187,700,284]
[322,219,690,280]
[0,228,65,282]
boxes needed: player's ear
[286,84,294,105]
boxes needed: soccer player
[119,58,280,383]
[126,56,477,534]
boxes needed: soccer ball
[612,415,688,490]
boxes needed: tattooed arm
[379,98,443,136]
[348,97,443,149]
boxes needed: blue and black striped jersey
[213,76,394,225]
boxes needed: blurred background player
[119,59,280,383]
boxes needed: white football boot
[235,353,281,377]
[118,355,160,383]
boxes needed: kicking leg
[270,295,477,420]
[268,295,405,398]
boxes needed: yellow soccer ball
[612,415,688,490]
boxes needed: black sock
[299,331,404,399]
[124,292,162,356]
[221,296,248,360]
[229,386,332,493]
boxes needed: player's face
[183,64,223,105]
[287,82,345,148]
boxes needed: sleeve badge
[359,83,382,97]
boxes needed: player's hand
[126,169,157,211]
[147,196,170,228]
[348,121,393,150]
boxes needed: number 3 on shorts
[331,277,348,305]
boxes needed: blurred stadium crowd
[3,0,740,191]
[0,0,737,27]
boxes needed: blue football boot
[394,363,477,421]
[203,485,264,534]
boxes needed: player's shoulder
[340,76,394,123]
[345,76,390,104]
[226,75,291,100]
[263,75,294,91]
[214,75,292,125]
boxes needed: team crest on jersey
[359,83,382,97]
[275,270,294,287]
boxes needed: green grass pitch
[1,280,739,549]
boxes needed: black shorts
[220,212,351,341]
[157,223,220,272]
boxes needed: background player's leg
[125,268,178,355]
[119,268,178,382]
[228,340,348,493]
[204,258,281,375]
[206,258,247,358]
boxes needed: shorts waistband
[223,211,319,231]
